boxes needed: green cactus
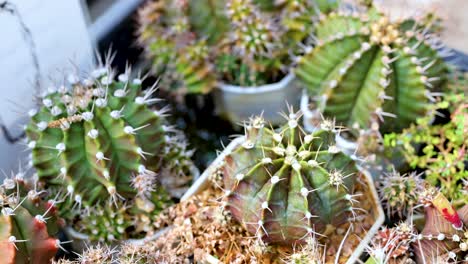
[0,175,61,264]
[24,64,194,241]
[379,171,422,218]
[295,7,448,133]
[222,113,364,245]
[138,0,337,93]
[137,0,217,94]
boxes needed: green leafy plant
[0,175,61,264]
[384,93,467,208]
[137,0,338,93]
[295,5,448,133]
[24,62,195,242]
[222,113,365,245]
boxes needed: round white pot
[214,73,302,125]
[181,137,384,264]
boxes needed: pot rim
[181,136,384,263]
[217,72,295,94]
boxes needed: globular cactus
[295,6,448,133]
[222,113,364,245]
[0,175,61,264]
[24,63,194,241]
[379,171,422,218]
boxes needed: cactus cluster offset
[0,176,61,264]
[24,64,194,240]
[222,113,364,245]
[296,7,448,133]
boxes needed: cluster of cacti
[138,0,338,93]
[384,92,467,208]
[379,171,422,218]
[24,63,194,242]
[222,113,364,244]
[367,188,468,264]
[0,175,61,264]
[295,5,449,133]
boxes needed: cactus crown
[222,112,363,245]
[24,62,194,240]
[0,175,60,264]
[138,0,337,93]
[296,7,448,133]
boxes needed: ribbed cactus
[0,176,61,264]
[296,7,448,133]
[222,113,363,245]
[24,64,194,241]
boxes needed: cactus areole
[223,114,362,245]
[295,8,448,133]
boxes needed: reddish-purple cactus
[223,114,364,245]
[0,176,61,264]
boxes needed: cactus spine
[24,63,194,241]
[0,175,61,264]
[296,7,448,133]
[222,113,363,245]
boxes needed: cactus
[137,0,218,94]
[366,189,468,264]
[24,63,194,241]
[384,92,468,208]
[0,175,61,264]
[138,0,337,93]
[295,6,448,133]
[379,171,422,218]
[222,113,364,245]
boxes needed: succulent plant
[24,63,194,241]
[0,174,61,264]
[222,113,366,245]
[379,170,422,218]
[384,93,468,208]
[366,189,468,264]
[295,6,448,133]
[138,0,338,93]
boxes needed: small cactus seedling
[379,170,422,218]
[295,6,448,133]
[222,112,365,245]
[0,175,61,264]
[24,63,194,241]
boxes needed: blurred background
[1,0,467,176]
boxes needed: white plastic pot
[214,73,302,126]
[181,137,384,264]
